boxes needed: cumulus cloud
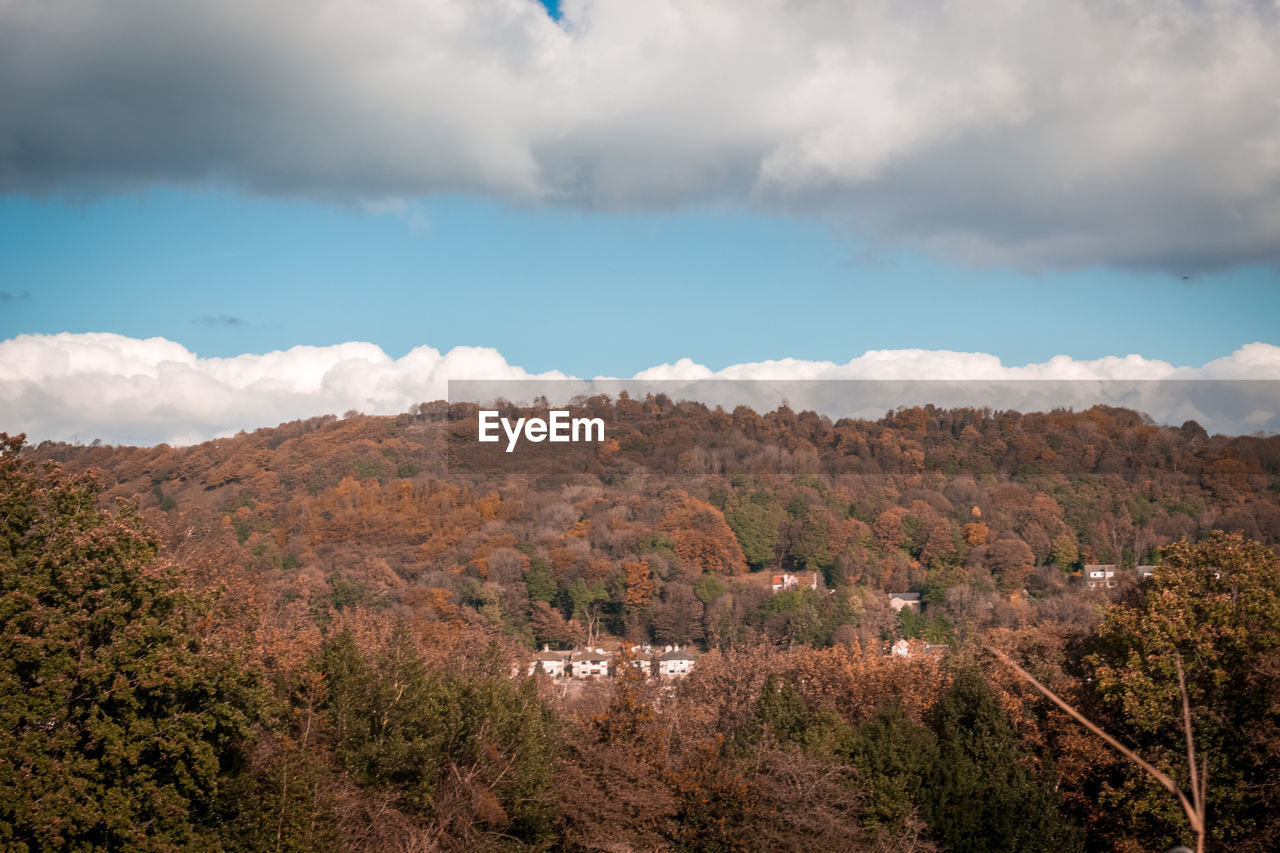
[610,344,1280,435]
[1,0,1278,270]
[0,333,569,446]
[630,346,1280,381]
[3,333,1280,446]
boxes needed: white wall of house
[659,658,693,677]
[572,658,610,678]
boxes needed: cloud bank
[3,333,1280,446]
[2,0,1278,270]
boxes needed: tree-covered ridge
[7,399,1280,851]
[23,400,1280,651]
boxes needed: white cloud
[0,333,569,446]
[3,333,1280,445]
[608,346,1280,435]
[1,0,1278,269]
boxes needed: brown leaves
[658,492,748,576]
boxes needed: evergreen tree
[924,668,1082,853]
[319,629,559,844]
[724,496,783,570]
[845,704,937,828]
[0,434,265,851]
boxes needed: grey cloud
[195,314,249,327]
[1,0,1278,271]
[0,291,31,303]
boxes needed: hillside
[23,398,1280,650]
[6,400,1280,851]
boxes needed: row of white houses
[527,645,696,679]
[1083,564,1157,589]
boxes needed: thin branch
[1175,654,1202,822]
[988,648,1204,843]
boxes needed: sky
[1,0,1279,444]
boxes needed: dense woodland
[3,397,1280,851]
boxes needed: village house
[1136,565,1156,580]
[527,646,570,678]
[771,572,820,593]
[571,648,613,679]
[657,646,695,678]
[888,592,921,612]
[1084,564,1118,589]
[890,638,948,658]
[525,644,696,680]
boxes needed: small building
[528,646,570,678]
[890,638,948,658]
[1084,564,1118,589]
[889,592,922,612]
[658,646,695,678]
[571,648,613,679]
[772,572,820,593]
[1136,565,1156,580]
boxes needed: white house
[772,572,820,593]
[528,646,570,678]
[658,646,695,678]
[889,639,948,658]
[889,592,921,612]
[571,648,613,679]
[1084,564,1118,589]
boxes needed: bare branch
[1175,654,1203,842]
[988,647,1204,845]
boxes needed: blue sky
[2,189,1275,378]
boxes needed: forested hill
[8,401,1280,852]
[21,398,1280,649]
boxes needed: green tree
[524,556,556,603]
[736,674,813,751]
[845,704,937,829]
[724,496,783,570]
[924,668,1082,853]
[1049,533,1080,574]
[1089,531,1280,851]
[897,606,953,644]
[568,578,609,646]
[0,434,265,852]
[319,629,559,844]
[693,572,728,604]
[793,508,833,573]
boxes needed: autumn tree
[559,648,674,848]
[1089,531,1280,851]
[659,493,749,576]
[623,559,655,611]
